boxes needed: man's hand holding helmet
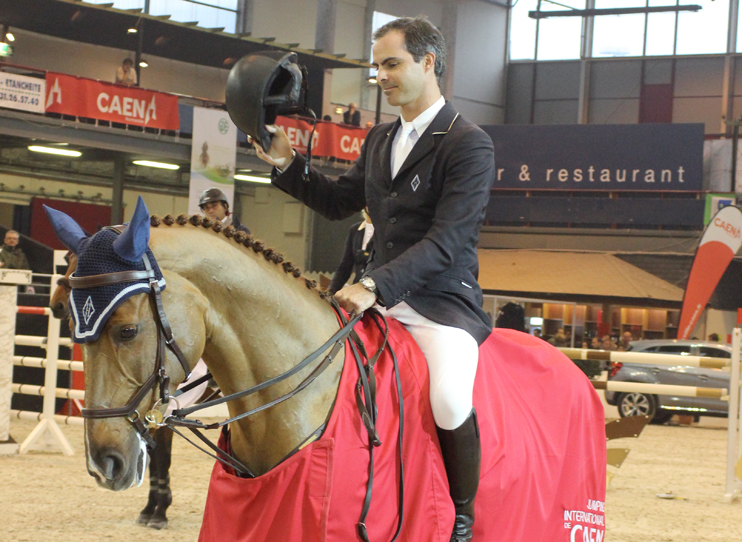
[249,125,294,169]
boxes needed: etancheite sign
[0,73,45,114]
[481,123,704,191]
[44,72,179,130]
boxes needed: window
[510,0,736,60]
[656,345,692,354]
[84,0,146,8]
[536,1,585,61]
[592,0,646,58]
[510,0,539,60]
[698,347,731,359]
[676,0,729,55]
[645,0,676,56]
[149,1,237,32]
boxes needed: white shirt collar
[399,96,445,137]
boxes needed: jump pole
[724,327,742,502]
[19,273,74,456]
[0,268,31,455]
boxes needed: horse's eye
[120,325,138,340]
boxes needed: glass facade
[510,0,736,61]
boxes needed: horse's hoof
[136,513,152,525]
[147,518,168,530]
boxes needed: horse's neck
[151,226,344,475]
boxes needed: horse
[44,197,606,542]
[49,250,184,530]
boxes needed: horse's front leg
[147,427,174,530]
[136,429,159,525]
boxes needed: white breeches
[378,302,479,430]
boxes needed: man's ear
[424,52,436,73]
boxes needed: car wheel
[617,392,657,418]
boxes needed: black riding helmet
[199,188,229,210]
[226,51,305,154]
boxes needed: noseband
[73,249,192,449]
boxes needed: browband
[68,269,155,289]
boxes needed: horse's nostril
[50,303,66,319]
[101,450,126,481]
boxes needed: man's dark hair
[123,58,133,66]
[373,17,446,83]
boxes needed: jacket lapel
[394,101,458,182]
[380,119,400,186]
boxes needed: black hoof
[147,518,168,530]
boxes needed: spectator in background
[495,302,525,332]
[328,209,373,295]
[322,115,332,121]
[601,335,616,351]
[115,58,138,86]
[343,102,361,126]
[590,336,600,349]
[619,331,633,351]
[365,121,374,129]
[0,230,30,270]
[550,328,568,347]
[708,333,720,342]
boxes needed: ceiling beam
[529,5,702,19]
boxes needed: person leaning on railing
[0,230,30,270]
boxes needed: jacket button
[386,241,394,249]
[390,192,398,198]
[389,217,396,224]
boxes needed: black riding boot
[436,408,481,542]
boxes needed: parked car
[605,339,731,424]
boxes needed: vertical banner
[678,206,742,339]
[188,107,236,215]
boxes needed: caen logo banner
[275,116,369,161]
[678,205,742,339]
[44,72,180,130]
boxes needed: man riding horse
[248,17,495,542]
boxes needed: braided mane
[149,213,327,300]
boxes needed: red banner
[678,205,742,339]
[44,72,180,130]
[275,116,369,161]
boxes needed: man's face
[201,201,227,221]
[622,332,632,344]
[4,232,19,247]
[372,30,432,108]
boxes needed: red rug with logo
[199,317,606,542]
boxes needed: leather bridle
[74,251,192,449]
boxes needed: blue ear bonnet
[70,228,165,343]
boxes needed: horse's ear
[43,205,89,255]
[112,196,151,263]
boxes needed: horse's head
[49,252,76,320]
[45,198,205,491]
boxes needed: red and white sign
[678,205,742,339]
[44,72,179,130]
[276,116,369,162]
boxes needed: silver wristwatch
[359,276,377,295]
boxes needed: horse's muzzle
[87,436,148,491]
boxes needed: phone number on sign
[0,92,40,105]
